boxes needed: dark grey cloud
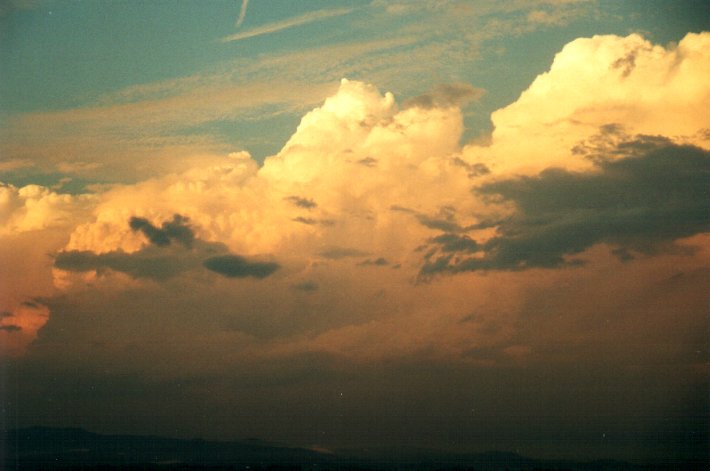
[284,195,317,209]
[0,310,13,318]
[611,50,637,78]
[571,126,669,164]
[55,215,279,281]
[129,214,195,248]
[422,138,710,275]
[430,233,478,253]
[452,157,490,178]
[358,257,389,267]
[416,213,463,233]
[203,255,279,279]
[404,83,484,109]
[357,157,378,167]
[292,216,334,226]
[293,217,318,225]
[54,247,195,280]
[391,205,468,233]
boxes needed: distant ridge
[2,427,705,470]
[3,427,328,470]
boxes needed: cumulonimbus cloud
[3,32,709,361]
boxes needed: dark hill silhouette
[2,427,706,470]
[3,427,328,470]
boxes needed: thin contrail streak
[221,7,352,43]
[235,0,249,28]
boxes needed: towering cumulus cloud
[1,33,708,461]
[2,33,709,364]
[1,28,708,463]
[469,32,710,175]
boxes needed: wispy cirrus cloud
[220,7,353,43]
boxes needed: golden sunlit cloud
[4,32,707,363]
[2,1,709,458]
[469,32,710,176]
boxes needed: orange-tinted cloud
[2,33,708,372]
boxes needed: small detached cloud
[452,157,490,178]
[293,281,318,292]
[202,255,279,279]
[358,257,389,267]
[357,157,378,167]
[284,196,317,209]
[292,217,334,226]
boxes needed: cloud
[467,32,710,176]
[1,80,332,182]
[55,215,279,281]
[0,183,93,355]
[293,281,318,292]
[391,205,469,233]
[416,210,465,233]
[4,29,709,460]
[203,254,279,279]
[358,257,389,267]
[54,247,194,281]
[422,137,710,274]
[404,82,484,109]
[292,216,334,226]
[357,157,378,167]
[284,196,317,209]
[452,157,490,178]
[429,233,478,253]
[220,7,353,43]
[0,183,93,234]
[129,214,195,248]
[5,33,710,370]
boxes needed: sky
[1,0,709,463]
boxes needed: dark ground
[2,427,707,471]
